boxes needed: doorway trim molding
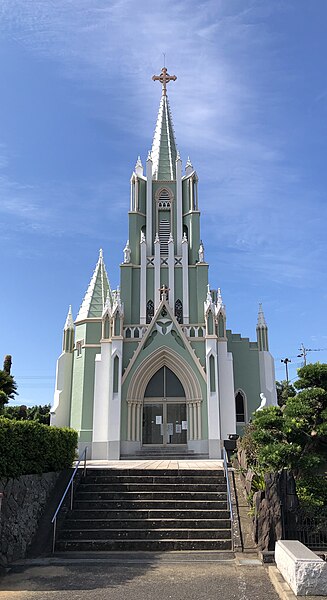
[126,347,203,442]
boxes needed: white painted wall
[51,352,73,428]
[259,351,278,406]
[217,341,236,439]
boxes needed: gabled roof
[151,95,178,180]
[76,249,112,321]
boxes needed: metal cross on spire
[152,67,177,96]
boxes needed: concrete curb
[268,566,297,600]
[268,565,327,600]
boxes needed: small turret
[135,156,143,177]
[256,303,269,351]
[63,305,74,353]
[185,157,193,176]
[216,288,226,339]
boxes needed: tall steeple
[256,303,269,351]
[76,249,112,321]
[151,67,178,180]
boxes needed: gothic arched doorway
[142,366,187,446]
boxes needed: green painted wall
[131,268,140,324]
[120,265,133,324]
[227,330,261,425]
[85,321,101,344]
[122,341,139,371]
[128,212,145,264]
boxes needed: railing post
[70,480,74,510]
[83,447,87,477]
[52,518,57,554]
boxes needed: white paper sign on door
[175,424,182,433]
[156,415,162,425]
[182,420,188,430]
[167,423,174,436]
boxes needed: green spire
[151,95,178,180]
[76,249,112,320]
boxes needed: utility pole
[298,343,308,366]
[281,358,291,388]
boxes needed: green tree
[276,379,296,407]
[0,369,18,410]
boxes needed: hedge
[0,417,78,478]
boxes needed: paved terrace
[84,460,225,470]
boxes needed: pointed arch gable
[126,346,202,404]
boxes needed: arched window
[146,300,154,324]
[144,366,185,398]
[235,390,246,423]
[175,299,183,324]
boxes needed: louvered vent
[159,219,170,255]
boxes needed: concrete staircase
[56,468,232,552]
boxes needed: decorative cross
[152,67,177,96]
[159,284,170,301]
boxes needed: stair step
[77,491,227,501]
[74,500,228,510]
[85,469,224,478]
[63,518,231,530]
[60,528,232,541]
[83,477,225,487]
[56,539,232,552]
[70,509,231,520]
[79,483,227,492]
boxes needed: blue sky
[0,0,326,407]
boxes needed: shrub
[0,417,78,478]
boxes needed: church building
[51,67,277,459]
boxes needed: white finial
[154,232,160,243]
[206,285,212,303]
[168,232,174,243]
[217,288,223,308]
[103,289,111,315]
[176,149,181,161]
[135,156,143,176]
[64,305,74,330]
[185,156,193,176]
[123,240,131,264]
[257,303,267,327]
[147,150,152,162]
[140,231,146,244]
[99,248,103,259]
[198,241,204,263]
[182,232,188,243]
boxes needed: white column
[168,233,174,309]
[154,233,160,310]
[92,341,111,459]
[206,340,222,458]
[217,340,236,440]
[176,154,182,254]
[182,236,189,324]
[146,154,153,255]
[140,234,147,324]
[107,339,123,459]
[188,403,193,440]
[197,402,202,439]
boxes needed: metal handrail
[51,446,88,553]
[223,446,234,551]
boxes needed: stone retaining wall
[0,472,59,568]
